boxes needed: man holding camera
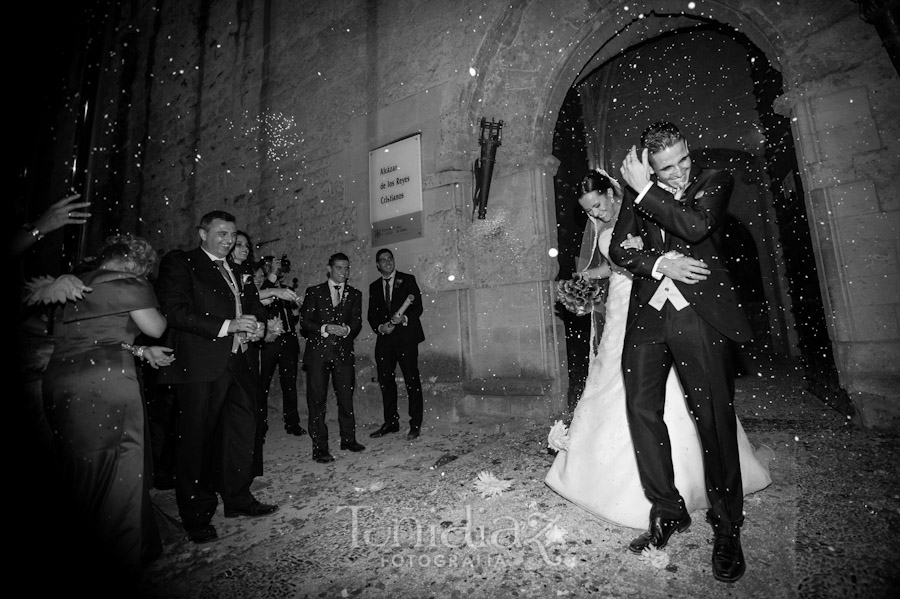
[259,255,306,437]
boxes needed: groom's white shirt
[635,181,689,311]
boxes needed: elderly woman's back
[42,233,167,589]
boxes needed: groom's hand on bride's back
[619,233,644,251]
[659,255,709,284]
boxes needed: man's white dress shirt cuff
[634,181,654,204]
[651,257,665,280]
[218,320,231,337]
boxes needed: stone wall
[64,0,899,425]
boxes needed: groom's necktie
[214,260,247,353]
[384,278,391,308]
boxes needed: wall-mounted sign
[369,134,423,245]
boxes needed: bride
[545,170,772,530]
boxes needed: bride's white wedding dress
[545,227,772,529]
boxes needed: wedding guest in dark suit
[155,210,277,545]
[299,252,365,463]
[366,248,425,440]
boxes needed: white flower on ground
[638,545,670,569]
[545,523,568,544]
[354,481,385,493]
[473,471,513,498]
[547,420,570,452]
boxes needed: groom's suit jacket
[609,164,752,343]
[156,246,267,384]
[299,281,363,366]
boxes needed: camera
[262,254,291,276]
[279,254,291,273]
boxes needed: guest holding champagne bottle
[367,249,426,441]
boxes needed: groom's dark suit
[155,246,267,533]
[300,280,363,457]
[610,164,752,531]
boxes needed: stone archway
[529,4,803,403]
[450,0,897,424]
[535,1,785,163]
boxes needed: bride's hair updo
[578,170,613,197]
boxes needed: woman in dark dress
[42,233,173,588]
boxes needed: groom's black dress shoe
[628,514,692,554]
[369,423,400,438]
[224,500,279,518]
[340,441,366,452]
[314,453,335,463]
[712,529,746,582]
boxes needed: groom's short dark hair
[641,121,684,154]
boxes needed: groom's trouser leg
[667,307,743,531]
[622,335,685,521]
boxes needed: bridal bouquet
[555,276,603,316]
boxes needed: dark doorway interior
[748,42,855,416]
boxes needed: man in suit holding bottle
[299,252,365,463]
[155,210,277,545]
[367,248,425,441]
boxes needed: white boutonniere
[394,277,402,288]
[241,273,253,286]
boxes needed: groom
[610,121,753,582]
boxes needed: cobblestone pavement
[127,358,900,599]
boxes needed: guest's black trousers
[173,350,258,532]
